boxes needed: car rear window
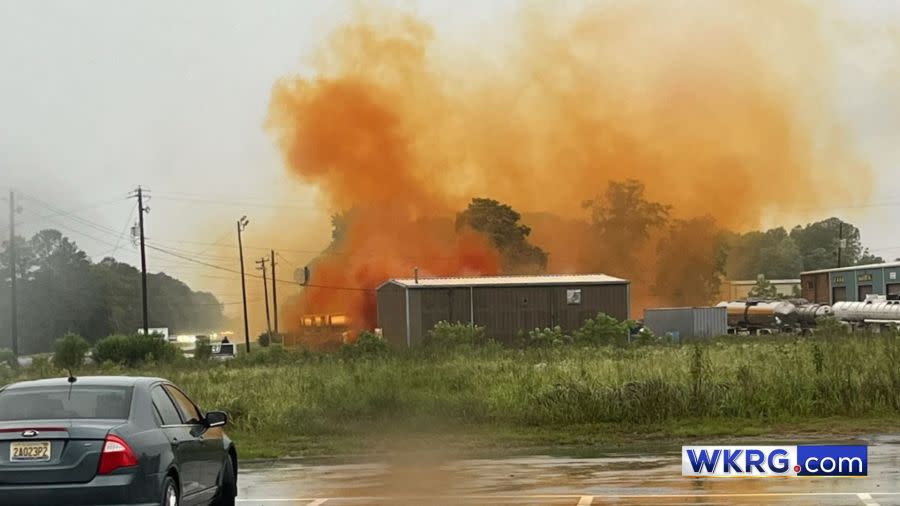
[0,386,133,421]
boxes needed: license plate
[10,441,51,462]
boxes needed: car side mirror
[204,411,228,428]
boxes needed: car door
[163,385,223,495]
[150,385,204,501]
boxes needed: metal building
[721,279,800,300]
[800,261,900,304]
[376,274,630,347]
[643,307,727,340]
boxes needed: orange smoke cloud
[267,1,871,333]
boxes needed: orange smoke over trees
[266,1,870,331]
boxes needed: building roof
[801,261,900,276]
[728,279,799,286]
[380,273,628,289]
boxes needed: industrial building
[801,261,900,304]
[376,274,630,347]
[721,279,800,300]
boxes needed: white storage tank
[833,298,900,322]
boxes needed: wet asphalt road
[236,435,900,505]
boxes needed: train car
[832,295,900,329]
[795,303,833,326]
[716,300,799,333]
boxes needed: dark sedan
[0,376,237,506]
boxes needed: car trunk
[0,420,122,485]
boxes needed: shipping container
[643,307,727,340]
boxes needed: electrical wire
[102,201,138,258]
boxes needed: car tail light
[97,434,138,475]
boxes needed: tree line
[0,229,225,353]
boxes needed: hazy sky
[1,0,899,319]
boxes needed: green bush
[94,334,179,367]
[235,344,308,366]
[573,312,629,345]
[816,316,847,336]
[0,348,17,369]
[258,331,283,348]
[427,321,487,348]
[28,355,55,377]
[194,336,212,361]
[340,331,388,358]
[528,326,572,347]
[53,333,90,372]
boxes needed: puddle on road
[238,435,900,505]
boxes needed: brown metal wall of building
[470,284,628,343]
[419,288,473,343]
[800,273,830,304]
[375,283,407,348]
[377,280,629,347]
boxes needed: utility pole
[129,187,150,336]
[237,216,251,353]
[256,257,272,335]
[270,250,278,334]
[837,221,844,268]
[7,191,20,358]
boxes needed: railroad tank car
[716,300,799,329]
[832,299,900,323]
[795,304,833,325]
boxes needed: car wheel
[161,476,179,506]
[212,457,236,506]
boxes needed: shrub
[340,331,388,358]
[258,331,283,348]
[94,334,179,367]
[528,326,571,347]
[816,316,846,336]
[28,355,55,377]
[573,312,629,346]
[194,335,212,361]
[53,333,90,372]
[427,321,487,348]
[0,348,17,369]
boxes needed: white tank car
[832,298,900,322]
[716,300,798,329]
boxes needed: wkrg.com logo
[682,445,867,477]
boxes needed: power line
[20,192,126,239]
[151,194,319,211]
[144,242,374,292]
[0,196,125,235]
[103,201,137,258]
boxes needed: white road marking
[307,500,329,506]
[576,496,593,506]
[858,493,882,506]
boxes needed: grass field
[5,334,900,459]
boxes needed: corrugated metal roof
[801,261,900,275]
[728,279,799,286]
[382,273,628,289]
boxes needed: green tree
[726,228,803,280]
[748,276,779,299]
[0,229,226,353]
[790,218,862,270]
[583,179,670,274]
[456,198,548,273]
[857,250,885,265]
[655,216,728,305]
